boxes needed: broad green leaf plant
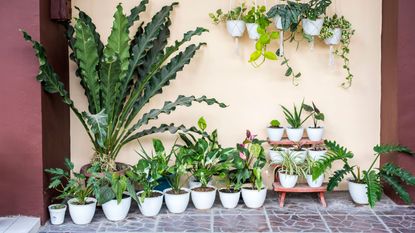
[302,102,325,128]
[95,172,138,205]
[22,1,226,172]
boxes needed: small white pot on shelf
[68,197,97,225]
[269,147,287,164]
[102,196,131,221]
[279,172,298,188]
[246,23,260,40]
[306,174,324,188]
[226,20,246,37]
[219,189,241,209]
[48,204,67,225]
[302,18,324,36]
[164,188,190,214]
[324,28,342,45]
[267,127,285,141]
[286,127,304,142]
[289,148,307,164]
[348,180,369,205]
[306,127,324,141]
[137,190,164,217]
[191,186,216,210]
[241,187,267,208]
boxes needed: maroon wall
[0,0,70,222]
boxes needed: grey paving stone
[379,215,415,233]
[157,215,211,232]
[213,214,270,232]
[322,214,389,233]
[268,214,329,232]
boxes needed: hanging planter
[246,23,260,40]
[210,3,247,39]
[226,20,246,37]
[244,5,270,41]
[302,18,324,36]
[301,0,331,49]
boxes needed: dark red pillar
[0,0,70,223]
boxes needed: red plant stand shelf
[272,182,328,208]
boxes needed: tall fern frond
[364,170,382,208]
[373,144,413,155]
[381,163,415,186]
[381,172,412,204]
[327,164,354,191]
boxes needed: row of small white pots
[226,20,260,40]
[278,171,325,189]
[268,126,324,142]
[269,147,327,164]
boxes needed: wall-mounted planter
[324,28,342,45]
[302,18,324,36]
[226,20,246,37]
[246,23,260,40]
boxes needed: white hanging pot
[188,176,213,189]
[308,149,327,161]
[288,148,307,164]
[48,204,66,225]
[324,28,342,45]
[102,196,131,221]
[274,15,283,30]
[241,187,267,208]
[269,148,287,164]
[267,127,285,141]
[164,188,190,214]
[306,127,324,141]
[306,174,324,188]
[219,189,241,209]
[191,186,216,210]
[226,20,246,37]
[348,180,369,205]
[246,23,260,40]
[137,190,164,217]
[286,127,304,142]
[68,197,97,225]
[302,18,324,36]
[278,172,298,188]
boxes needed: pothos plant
[22,1,226,172]
[319,14,355,88]
[312,140,415,207]
[209,4,247,24]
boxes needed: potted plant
[312,140,415,207]
[48,204,67,225]
[235,130,267,208]
[288,144,307,164]
[301,0,331,39]
[303,102,325,141]
[217,170,242,209]
[45,159,97,225]
[278,151,303,188]
[269,146,288,164]
[281,100,313,142]
[209,4,247,37]
[319,14,355,87]
[23,1,225,174]
[308,144,327,161]
[244,5,271,40]
[303,156,324,187]
[267,119,284,141]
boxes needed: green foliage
[96,172,138,205]
[249,28,279,67]
[167,146,192,193]
[23,1,226,172]
[270,119,281,128]
[209,4,247,24]
[364,170,382,208]
[380,171,411,204]
[280,56,302,85]
[279,151,304,176]
[302,0,331,20]
[244,5,270,28]
[267,1,304,32]
[281,99,313,128]
[302,102,325,128]
[327,164,354,191]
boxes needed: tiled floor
[40,191,415,233]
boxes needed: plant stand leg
[279,192,286,208]
[318,192,327,208]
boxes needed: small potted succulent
[217,170,242,209]
[269,145,288,164]
[301,0,331,46]
[281,100,313,142]
[209,4,247,38]
[47,204,67,225]
[244,5,271,40]
[235,131,267,208]
[303,102,325,142]
[303,156,324,188]
[278,151,303,188]
[45,159,97,225]
[267,119,284,141]
[308,144,327,161]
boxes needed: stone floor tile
[379,215,415,233]
[156,215,211,232]
[266,203,319,215]
[268,214,329,232]
[97,215,156,232]
[374,206,415,216]
[213,214,270,232]
[322,214,389,233]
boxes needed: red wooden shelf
[268,138,324,146]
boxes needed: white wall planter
[306,127,324,141]
[137,190,164,217]
[48,204,66,225]
[274,15,283,30]
[302,18,324,36]
[289,148,307,164]
[267,127,284,141]
[191,186,216,210]
[68,197,96,225]
[219,189,241,209]
[188,176,212,189]
[348,180,369,205]
[324,28,342,45]
[308,149,327,161]
[269,148,287,164]
[226,20,246,37]
[246,23,260,40]
[306,174,324,188]
[286,127,304,142]
[102,196,131,221]
[279,172,298,188]
[164,188,190,214]
[241,187,267,208]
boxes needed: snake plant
[22,1,226,172]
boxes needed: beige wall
[70,0,382,189]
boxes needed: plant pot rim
[137,190,164,199]
[218,188,241,193]
[303,17,324,22]
[287,127,304,130]
[163,187,190,195]
[227,19,245,23]
[308,126,324,129]
[268,126,284,129]
[48,204,67,209]
[80,162,131,177]
[241,187,265,191]
[288,147,307,151]
[68,197,97,206]
[348,179,367,185]
[278,171,299,177]
[191,186,216,193]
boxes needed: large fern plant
[312,140,415,207]
[22,1,226,172]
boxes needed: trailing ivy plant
[22,1,226,172]
[243,5,270,28]
[312,140,415,207]
[249,28,279,67]
[209,4,247,24]
[319,14,355,88]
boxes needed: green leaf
[364,170,382,208]
[198,117,207,131]
[373,145,413,156]
[381,173,412,204]
[381,163,415,185]
[124,123,203,143]
[127,0,149,26]
[285,67,293,77]
[255,41,263,51]
[327,165,353,191]
[152,139,165,154]
[249,51,262,62]
[264,51,277,60]
[270,31,279,39]
[82,110,108,148]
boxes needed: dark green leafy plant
[302,102,325,128]
[280,56,302,85]
[22,1,226,172]
[209,4,247,24]
[281,100,313,128]
[302,0,331,20]
[167,146,192,194]
[95,172,138,205]
[267,0,304,32]
[244,5,270,28]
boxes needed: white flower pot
[286,128,304,142]
[219,189,241,209]
[324,28,342,45]
[306,174,324,188]
[226,20,246,37]
[102,196,131,221]
[269,148,287,164]
[348,180,369,205]
[164,188,190,214]
[246,23,260,40]
[68,197,96,225]
[137,190,164,216]
[279,172,298,188]
[48,204,66,225]
[308,149,327,161]
[289,148,307,164]
[267,127,284,141]
[302,18,324,36]
[274,15,283,30]
[241,187,267,208]
[188,176,213,189]
[191,186,216,210]
[307,127,324,141]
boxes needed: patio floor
[39,191,415,233]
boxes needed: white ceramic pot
[226,20,246,37]
[286,127,304,142]
[188,176,213,189]
[308,149,327,161]
[246,23,260,40]
[137,190,164,216]
[302,18,324,36]
[307,127,324,141]
[191,186,216,210]
[289,148,307,164]
[48,204,66,225]
[269,148,287,164]
[267,127,284,141]
[348,180,369,204]
[219,189,241,209]
[164,188,190,214]
[241,187,267,208]
[274,15,283,30]
[102,196,131,221]
[324,28,342,45]
[68,197,96,225]
[279,172,298,188]
[306,174,324,188]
